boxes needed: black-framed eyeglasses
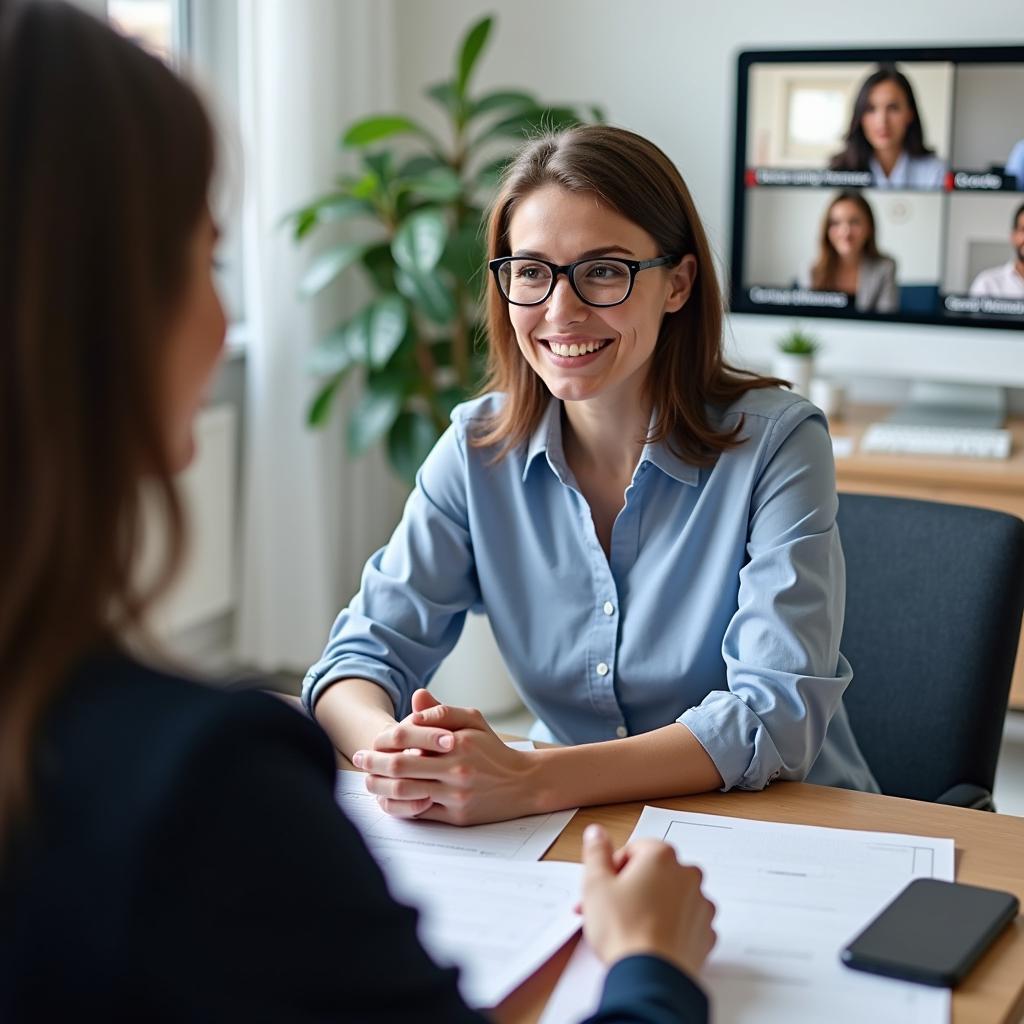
[488,254,681,308]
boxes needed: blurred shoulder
[50,652,332,801]
[712,385,827,467]
[448,391,508,433]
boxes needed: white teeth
[548,340,608,357]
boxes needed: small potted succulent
[772,326,820,398]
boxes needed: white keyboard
[860,423,1012,459]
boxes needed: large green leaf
[307,374,344,428]
[401,166,464,202]
[387,410,441,485]
[455,16,493,99]
[440,224,486,293]
[395,267,457,325]
[299,242,366,297]
[392,208,449,274]
[362,150,395,182]
[342,115,424,147]
[284,194,373,241]
[349,170,382,200]
[306,323,356,377]
[397,154,446,179]
[425,80,458,117]
[347,370,406,455]
[471,106,581,149]
[468,89,535,120]
[356,295,409,368]
[380,322,419,375]
[360,242,397,293]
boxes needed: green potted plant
[773,326,820,398]
[287,15,602,484]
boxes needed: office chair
[836,494,1024,810]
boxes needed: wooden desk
[498,784,1024,1024]
[830,407,1024,709]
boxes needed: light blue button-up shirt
[868,151,945,190]
[304,387,878,793]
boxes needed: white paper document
[541,807,955,1024]
[334,769,576,860]
[377,849,582,1007]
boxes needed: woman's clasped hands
[352,688,544,824]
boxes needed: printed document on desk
[541,807,954,1024]
[334,769,576,860]
[377,848,583,1008]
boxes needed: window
[106,0,246,337]
[107,0,185,65]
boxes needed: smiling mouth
[541,338,614,358]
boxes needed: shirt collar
[523,398,701,487]
[869,151,908,185]
[523,398,566,482]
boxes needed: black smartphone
[841,878,1019,987]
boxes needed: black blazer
[0,652,707,1023]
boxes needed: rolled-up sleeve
[679,412,851,791]
[301,417,480,717]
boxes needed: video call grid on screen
[729,46,1024,330]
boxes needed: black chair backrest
[837,494,1024,802]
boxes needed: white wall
[952,66,1024,169]
[392,0,1024,390]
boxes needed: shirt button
[615,725,628,738]
[603,601,615,616]
[596,662,609,677]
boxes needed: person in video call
[829,65,945,190]
[804,191,899,313]
[0,3,718,1021]
[969,202,1024,299]
[306,124,879,830]
[1006,139,1024,191]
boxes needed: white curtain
[235,0,406,672]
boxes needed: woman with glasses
[1,5,716,1020]
[307,124,878,826]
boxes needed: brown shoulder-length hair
[0,1,214,842]
[810,190,882,291]
[473,125,783,462]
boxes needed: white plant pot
[428,610,524,718]
[772,353,815,398]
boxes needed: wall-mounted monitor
[730,46,1024,334]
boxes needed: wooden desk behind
[830,407,1024,709]
[499,784,1024,1024]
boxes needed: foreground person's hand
[581,824,716,979]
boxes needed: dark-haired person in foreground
[0,2,714,1021]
